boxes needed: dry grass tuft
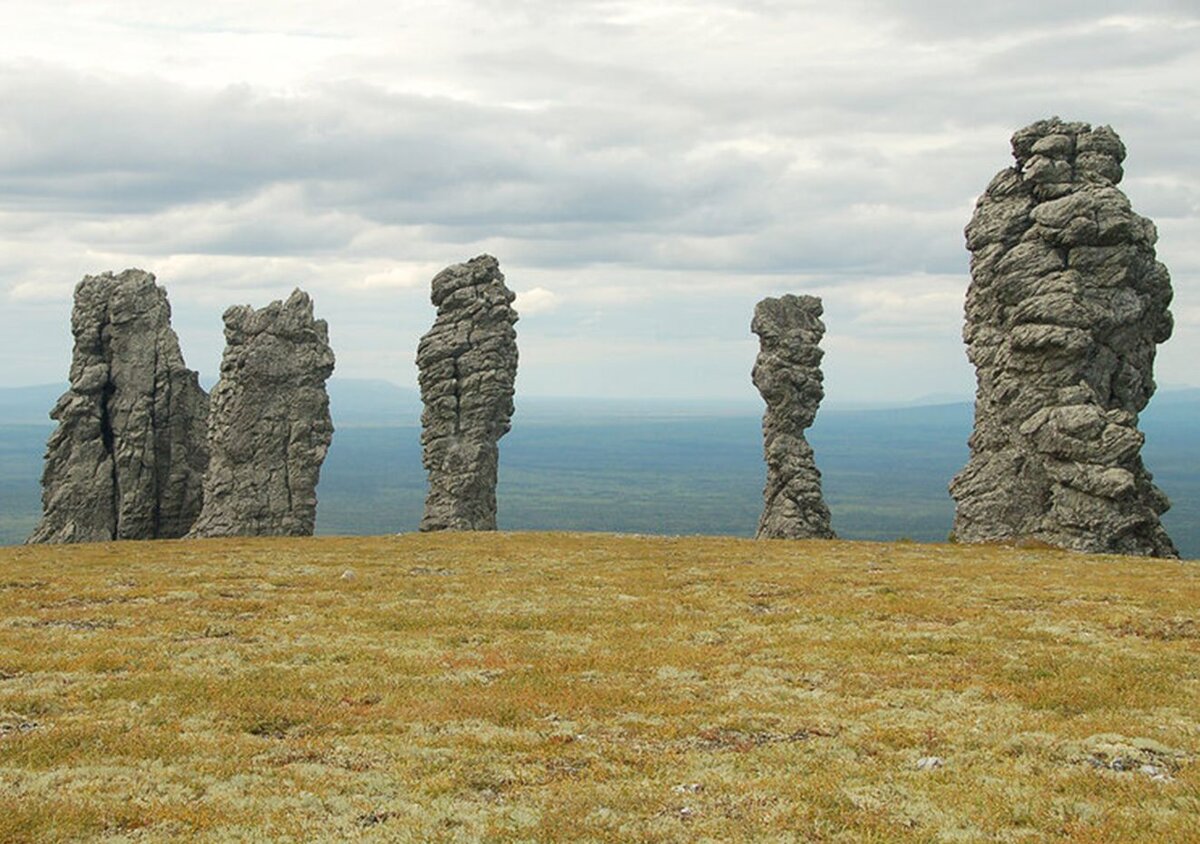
[1,533,1198,842]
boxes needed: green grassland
[1,533,1197,842]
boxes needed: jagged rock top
[215,289,337,389]
[968,119,1159,265]
[751,295,827,431]
[431,254,518,310]
[223,289,334,351]
[1011,117,1126,196]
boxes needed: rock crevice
[950,118,1176,557]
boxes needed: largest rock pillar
[417,255,519,531]
[950,118,1176,557]
[28,269,209,543]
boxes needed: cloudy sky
[1,1,1197,404]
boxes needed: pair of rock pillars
[30,271,335,542]
[410,257,834,540]
[753,118,1177,557]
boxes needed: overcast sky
[1,1,1196,404]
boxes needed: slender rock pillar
[752,294,835,540]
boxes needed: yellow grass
[1,532,1197,842]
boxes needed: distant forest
[2,381,1197,558]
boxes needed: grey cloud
[2,54,1193,287]
[70,191,367,257]
[0,68,536,212]
[976,23,1200,74]
[855,0,1199,38]
[1123,177,1200,220]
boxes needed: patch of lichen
[1,533,1197,842]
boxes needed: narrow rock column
[188,289,335,537]
[752,294,835,540]
[28,269,209,544]
[417,254,518,531]
[950,118,1176,557]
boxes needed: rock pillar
[752,294,835,540]
[417,255,519,531]
[950,118,1176,557]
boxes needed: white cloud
[514,286,559,315]
[7,280,71,303]
[355,265,439,292]
[836,276,966,332]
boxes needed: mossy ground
[1,533,1197,842]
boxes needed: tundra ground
[1,533,1197,842]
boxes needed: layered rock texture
[29,270,209,543]
[417,255,519,531]
[950,118,1177,557]
[188,290,334,537]
[752,295,835,540]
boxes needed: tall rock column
[28,269,209,543]
[188,289,335,537]
[417,255,518,531]
[950,118,1176,557]
[752,294,835,540]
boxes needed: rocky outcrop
[28,269,209,543]
[417,255,518,531]
[950,118,1176,557]
[188,289,334,537]
[752,294,835,540]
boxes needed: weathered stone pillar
[29,269,209,543]
[417,255,518,531]
[950,118,1176,557]
[188,289,334,537]
[752,294,835,540]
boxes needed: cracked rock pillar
[417,255,519,531]
[29,269,209,543]
[950,118,1176,557]
[188,289,335,537]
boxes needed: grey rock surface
[950,118,1176,557]
[752,294,835,540]
[188,289,334,537]
[29,269,209,543]
[417,255,518,531]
